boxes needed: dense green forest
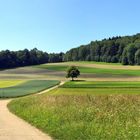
[0,48,64,68]
[64,33,140,65]
[1,33,140,69]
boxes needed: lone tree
[66,66,80,81]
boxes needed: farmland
[62,81,140,88]
[8,80,140,140]
[1,61,140,139]
[36,61,140,77]
[0,80,25,88]
[0,80,60,98]
[1,61,140,81]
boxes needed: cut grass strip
[62,81,140,88]
[0,80,60,98]
[47,87,140,95]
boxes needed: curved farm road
[0,81,65,140]
[38,81,65,95]
[0,100,52,140]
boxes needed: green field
[48,87,140,96]
[8,81,140,140]
[0,80,60,98]
[36,63,140,76]
[65,61,121,65]
[0,80,26,88]
[62,81,140,88]
[5,61,140,140]
[48,81,140,95]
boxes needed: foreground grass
[8,81,140,139]
[0,80,26,88]
[9,94,140,140]
[0,80,60,98]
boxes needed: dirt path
[38,81,65,95]
[0,81,65,140]
[0,100,52,140]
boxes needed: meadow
[0,80,60,98]
[4,61,140,140]
[8,81,140,140]
[36,62,140,76]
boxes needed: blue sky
[0,0,140,53]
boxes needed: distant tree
[135,49,140,65]
[126,44,137,65]
[122,48,128,65]
[0,48,64,69]
[66,66,80,81]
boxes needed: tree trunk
[72,77,74,81]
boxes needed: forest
[64,33,140,65]
[1,33,140,69]
[0,48,64,68]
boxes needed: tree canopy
[0,48,64,69]
[64,33,140,65]
[66,66,80,81]
[1,33,140,69]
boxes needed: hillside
[1,33,140,68]
[64,33,140,65]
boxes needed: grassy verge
[0,80,60,98]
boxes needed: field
[0,80,60,98]
[0,80,26,88]
[8,81,140,140]
[62,81,140,88]
[1,61,140,81]
[3,61,140,140]
[37,65,140,76]
[35,61,140,77]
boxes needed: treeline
[2,33,140,69]
[64,33,140,65]
[0,48,64,68]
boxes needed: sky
[0,0,140,53]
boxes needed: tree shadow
[71,80,86,82]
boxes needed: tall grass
[9,95,140,140]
